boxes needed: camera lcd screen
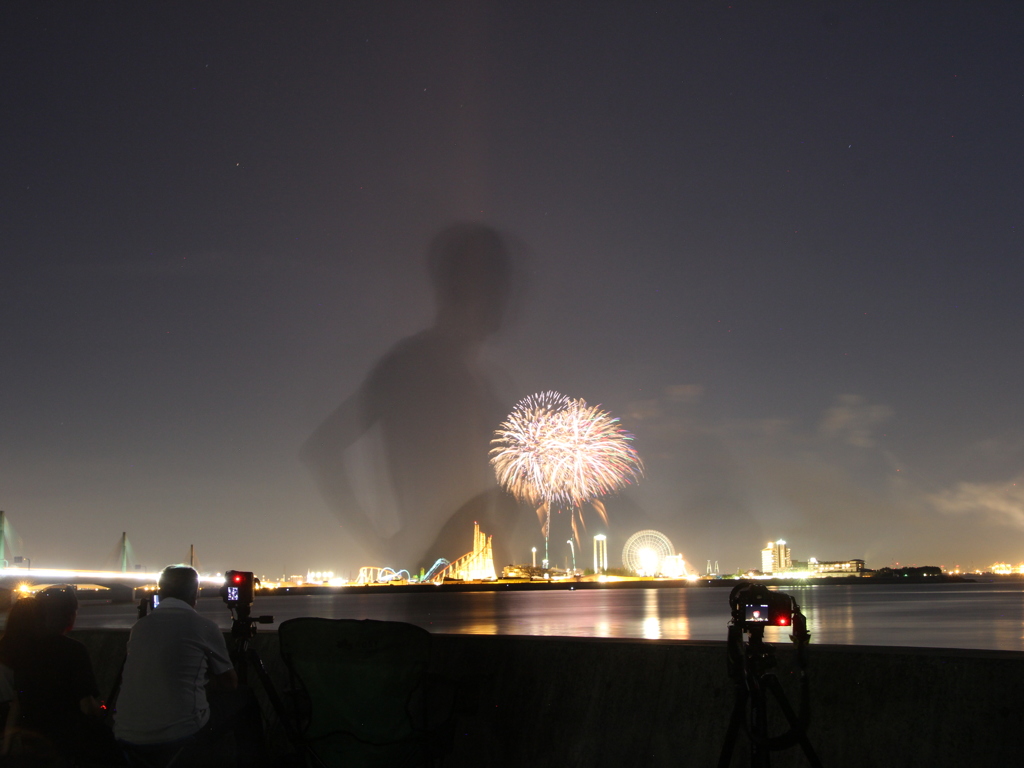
[226,586,240,603]
[744,604,771,623]
[151,594,160,608]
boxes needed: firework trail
[490,391,643,545]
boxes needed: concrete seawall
[73,629,1022,767]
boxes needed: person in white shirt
[115,565,261,762]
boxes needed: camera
[221,570,272,631]
[137,592,160,619]
[222,570,257,607]
[729,582,794,628]
[221,568,274,661]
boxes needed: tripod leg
[750,679,771,768]
[717,689,747,768]
[764,677,823,768]
[245,647,305,750]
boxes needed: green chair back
[278,617,433,755]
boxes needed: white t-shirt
[114,597,234,744]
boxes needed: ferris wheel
[622,530,675,576]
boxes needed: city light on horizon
[0,566,226,586]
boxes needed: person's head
[0,596,41,664]
[36,585,79,635]
[4,596,40,636]
[427,222,513,338]
[158,565,200,606]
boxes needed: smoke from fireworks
[490,391,644,543]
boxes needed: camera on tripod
[215,570,300,749]
[719,581,820,768]
[730,582,795,628]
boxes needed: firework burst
[490,391,643,546]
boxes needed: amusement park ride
[355,521,496,584]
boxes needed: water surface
[65,582,1024,652]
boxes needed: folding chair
[278,618,454,767]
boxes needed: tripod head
[229,603,275,642]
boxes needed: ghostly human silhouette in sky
[301,223,526,571]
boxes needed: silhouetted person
[115,565,262,766]
[0,597,39,705]
[4,586,120,765]
[302,223,527,571]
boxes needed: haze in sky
[2,2,1023,577]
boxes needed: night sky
[3,2,1023,577]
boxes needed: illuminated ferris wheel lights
[622,530,678,577]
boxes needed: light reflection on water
[643,589,660,639]
[771,583,1024,650]
[60,582,1024,651]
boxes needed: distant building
[761,540,792,575]
[502,564,541,579]
[501,564,566,579]
[809,558,865,577]
[661,554,687,578]
[990,562,1024,575]
[593,534,608,573]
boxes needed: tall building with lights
[761,540,792,575]
[593,534,608,573]
[453,521,496,580]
